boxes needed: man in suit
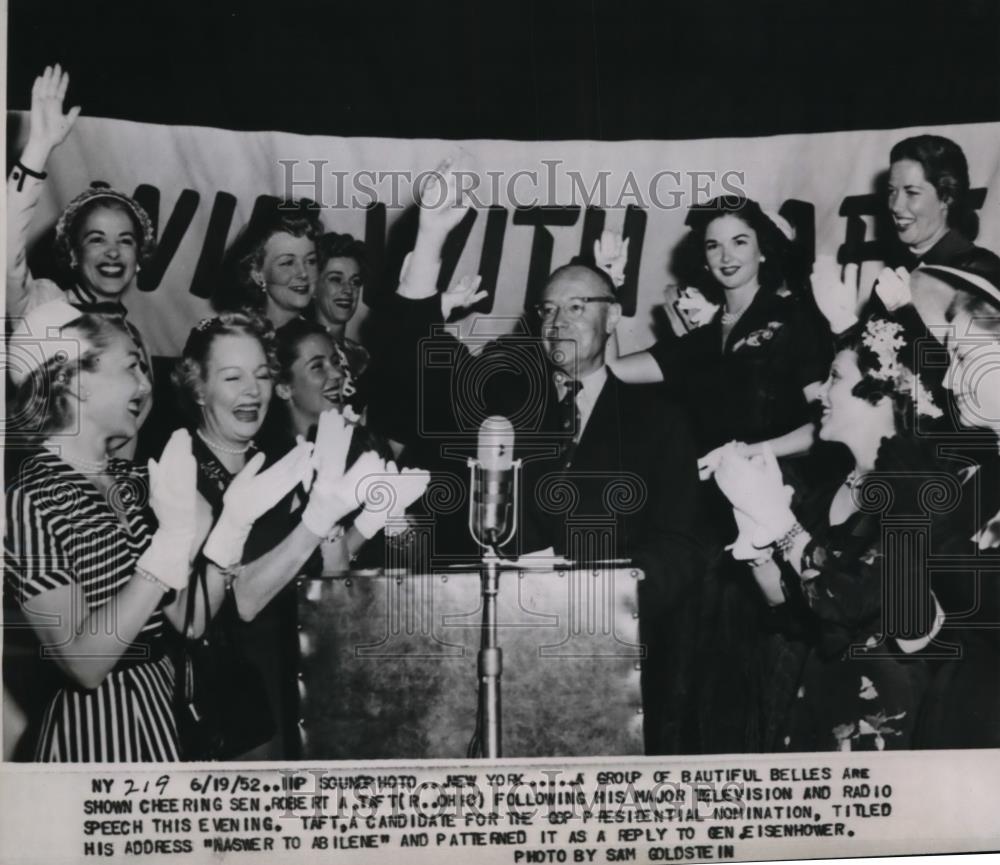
[365,172,703,752]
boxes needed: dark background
[7,0,1000,141]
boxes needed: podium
[295,563,645,758]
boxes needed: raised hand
[593,230,629,288]
[677,286,721,329]
[399,156,474,302]
[23,65,82,170]
[811,254,861,334]
[874,266,912,311]
[138,429,198,590]
[202,441,315,568]
[417,155,471,238]
[353,462,431,539]
[441,274,487,319]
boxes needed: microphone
[469,415,519,548]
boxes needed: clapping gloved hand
[874,266,912,311]
[138,429,198,591]
[353,462,432,540]
[811,254,861,335]
[593,230,630,288]
[714,443,797,549]
[726,493,794,561]
[202,439,315,570]
[698,440,750,481]
[300,408,377,539]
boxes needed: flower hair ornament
[331,340,357,401]
[861,318,943,419]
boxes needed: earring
[136,264,142,273]
[760,255,766,262]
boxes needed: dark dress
[649,287,832,452]
[197,416,395,759]
[889,228,1000,277]
[648,287,836,753]
[776,453,936,751]
[915,447,1000,748]
[5,452,179,761]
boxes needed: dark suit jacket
[367,294,700,580]
[367,295,705,752]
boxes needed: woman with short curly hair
[214,200,323,329]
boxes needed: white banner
[8,114,1000,357]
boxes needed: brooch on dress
[731,320,784,351]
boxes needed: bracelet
[11,160,47,192]
[773,522,807,559]
[135,565,171,593]
[750,549,775,569]
[14,159,48,179]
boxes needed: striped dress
[5,451,179,762]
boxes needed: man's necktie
[556,377,582,463]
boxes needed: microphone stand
[467,458,521,759]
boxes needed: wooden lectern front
[295,563,645,759]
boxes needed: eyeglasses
[533,296,615,321]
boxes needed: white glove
[353,462,432,540]
[202,441,314,568]
[874,266,912,311]
[698,440,749,481]
[302,451,388,539]
[593,230,629,288]
[312,408,354,479]
[727,507,768,561]
[676,287,720,329]
[811,254,860,334]
[714,444,797,544]
[726,485,793,561]
[138,429,197,591]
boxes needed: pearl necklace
[721,306,750,326]
[197,429,252,455]
[45,446,108,474]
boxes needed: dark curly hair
[213,198,324,313]
[317,232,368,278]
[685,196,791,304]
[171,309,277,422]
[889,135,978,241]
